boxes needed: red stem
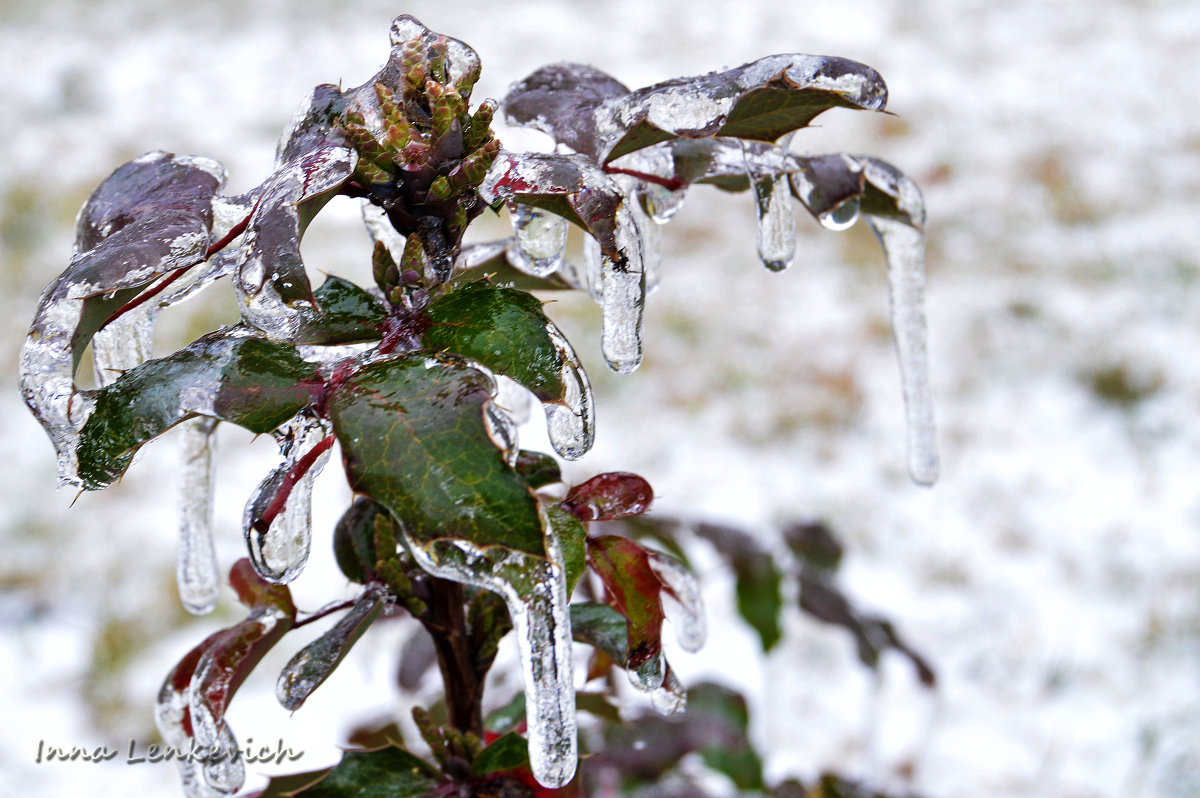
[253,435,336,534]
[291,598,357,629]
[602,166,687,192]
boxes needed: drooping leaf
[296,275,387,345]
[290,746,440,797]
[587,535,666,680]
[423,280,565,401]
[471,732,531,777]
[563,472,653,522]
[694,522,784,652]
[276,587,386,711]
[504,55,887,163]
[75,329,319,490]
[327,352,546,556]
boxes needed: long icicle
[178,418,221,615]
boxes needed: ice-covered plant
[18,15,936,796]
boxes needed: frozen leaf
[514,450,562,490]
[286,745,439,797]
[563,472,653,522]
[277,587,386,711]
[545,505,587,594]
[327,352,545,555]
[295,276,386,345]
[244,411,334,583]
[76,329,319,490]
[570,603,628,664]
[423,280,595,459]
[19,152,224,486]
[157,560,296,797]
[504,55,887,163]
[586,534,667,691]
[234,144,356,341]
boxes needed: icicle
[579,234,604,302]
[506,202,568,277]
[178,418,220,615]
[650,667,687,717]
[640,183,686,224]
[596,198,646,375]
[648,553,706,653]
[91,302,154,388]
[867,215,939,486]
[612,173,662,294]
[244,411,333,583]
[186,682,246,794]
[542,321,594,460]
[401,513,578,788]
[484,399,520,468]
[750,173,795,272]
[155,679,224,798]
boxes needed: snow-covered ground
[2,1,1199,796]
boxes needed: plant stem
[424,578,483,735]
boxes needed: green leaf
[687,683,765,791]
[471,732,530,777]
[297,276,386,345]
[276,588,386,711]
[483,692,526,735]
[546,505,588,595]
[327,352,546,556]
[293,746,439,797]
[75,330,318,490]
[332,498,389,584]
[424,280,565,401]
[570,602,628,663]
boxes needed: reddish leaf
[563,472,653,522]
[586,535,666,680]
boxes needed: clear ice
[542,321,595,460]
[818,197,861,231]
[243,411,333,583]
[745,141,796,272]
[650,667,687,717]
[597,197,646,375]
[178,418,221,615]
[868,214,939,486]
[401,517,578,788]
[506,202,568,278]
[155,679,226,798]
[648,553,706,653]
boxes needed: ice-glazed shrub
[19,15,936,796]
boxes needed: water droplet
[818,197,861,232]
[506,203,568,278]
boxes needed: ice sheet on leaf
[19,152,224,487]
[504,55,887,163]
[234,145,356,341]
[243,410,334,584]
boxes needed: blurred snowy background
[2,0,1199,795]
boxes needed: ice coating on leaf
[400,516,578,788]
[506,202,568,277]
[155,679,225,798]
[187,691,245,794]
[361,199,408,263]
[234,145,355,341]
[869,213,938,486]
[20,152,223,487]
[650,666,687,717]
[244,411,333,583]
[276,587,385,711]
[543,321,595,460]
[629,643,667,692]
[506,54,887,164]
[91,302,155,387]
[648,552,707,653]
[178,418,220,615]
[484,399,521,468]
[388,14,481,91]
